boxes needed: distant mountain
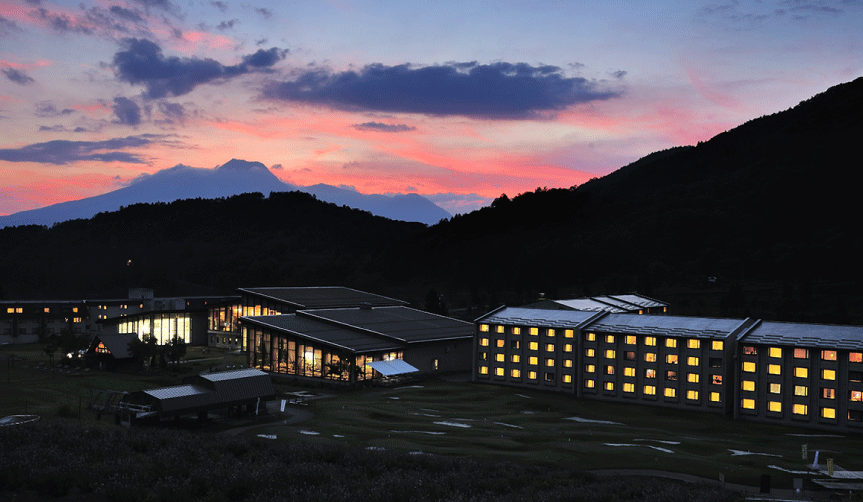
[0,159,451,227]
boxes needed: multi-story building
[0,300,89,342]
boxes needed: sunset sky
[1,1,861,216]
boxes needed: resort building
[0,300,89,342]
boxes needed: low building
[522,292,669,314]
[86,333,138,370]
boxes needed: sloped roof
[522,293,667,314]
[478,307,603,329]
[242,314,402,352]
[135,369,275,414]
[238,286,407,309]
[368,359,419,376]
[741,321,863,350]
[586,314,747,340]
[300,306,474,344]
[90,333,138,359]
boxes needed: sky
[1,1,861,217]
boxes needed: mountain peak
[216,159,269,172]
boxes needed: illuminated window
[72,307,78,313]
[741,380,755,392]
[563,359,572,368]
[511,369,521,378]
[793,404,808,415]
[586,332,596,341]
[623,382,635,393]
[546,358,555,367]
[480,338,489,347]
[511,340,521,350]
[479,366,488,375]
[822,388,835,399]
[794,385,808,396]
[664,388,676,398]
[794,348,809,359]
[645,369,656,379]
[479,352,488,361]
[666,338,677,348]
[15,308,22,314]
[710,392,721,402]
[495,325,504,333]
[768,364,781,375]
[822,369,836,381]
[495,367,505,376]
[585,348,595,357]
[605,349,616,359]
[529,356,538,365]
[545,343,555,352]
[645,336,656,346]
[563,374,572,383]
[850,390,862,402]
[795,367,808,378]
[495,353,505,362]
[742,362,756,373]
[639,310,644,314]
[496,339,505,348]
[711,375,723,385]
[584,379,595,388]
[606,334,615,343]
[624,367,636,377]
[741,399,755,410]
[769,383,781,394]
[529,327,539,336]
[769,347,782,358]
[851,352,863,363]
[547,329,555,337]
[480,324,489,332]
[43,307,50,313]
[73,317,82,323]
[585,364,595,373]
[5,308,13,314]
[687,373,699,383]
[644,385,656,395]
[644,352,657,362]
[768,401,782,413]
[665,370,678,381]
[822,350,837,361]
[688,339,700,349]
[528,371,537,380]
[511,354,520,363]
[821,407,836,419]
[529,342,539,351]
[687,356,699,366]
[687,390,699,401]
[743,346,757,355]
[604,381,614,391]
[563,344,573,353]
[564,329,574,338]
[512,327,521,335]
[625,335,636,345]
[666,354,678,364]
[712,340,724,351]
[605,365,615,375]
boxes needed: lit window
[511,354,520,363]
[821,407,836,419]
[496,325,504,333]
[712,340,724,351]
[479,352,488,361]
[512,327,521,335]
[564,329,574,338]
[606,335,615,343]
[687,390,699,401]
[529,356,538,365]
[480,324,489,332]
[822,369,836,380]
[768,401,782,413]
[711,375,723,385]
[604,381,614,391]
[664,388,676,398]
[687,373,699,383]
[479,366,488,375]
[644,337,656,346]
[5,308,12,314]
[585,348,595,357]
[563,344,573,353]
[743,346,757,355]
[666,354,678,364]
[644,385,656,395]
[605,350,616,359]
[563,374,572,383]
[547,329,555,337]
[645,353,657,362]
[495,367,505,377]
[710,392,721,402]
[495,353,505,362]
[72,307,78,313]
[666,370,678,381]
[639,310,643,315]
[625,335,636,345]
[511,340,521,350]
[769,383,781,394]
[822,388,835,399]
[666,339,677,348]
[742,362,756,373]
[794,348,809,359]
[15,307,22,314]
[623,382,635,393]
[605,365,615,375]
[768,364,781,375]
[769,347,782,358]
[529,327,539,336]
[43,307,50,313]
[795,367,809,378]
[585,364,595,373]
[563,359,572,368]
[741,380,755,391]
[624,367,636,377]
[687,357,699,366]
[851,352,863,363]
[741,399,755,410]
[546,343,555,352]
[688,339,700,349]
[822,350,837,361]
[586,332,596,341]
[511,369,521,378]
[851,390,863,402]
[529,342,539,351]
[480,338,489,347]
[496,339,505,348]
[584,379,595,388]
[792,404,807,415]
[528,371,537,380]
[546,358,555,367]
[645,369,656,379]
[794,385,808,396]
[73,317,82,323]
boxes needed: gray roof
[741,321,863,351]
[605,294,668,309]
[238,286,407,309]
[90,333,138,359]
[478,307,603,329]
[521,293,667,314]
[242,314,402,352]
[135,369,275,414]
[300,306,474,344]
[552,298,629,313]
[586,314,747,340]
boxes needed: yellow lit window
[644,336,656,346]
[512,327,521,335]
[768,401,782,412]
[529,356,538,365]
[43,307,50,313]
[495,353,505,362]
[851,390,863,402]
[480,338,489,347]
[645,369,656,379]
[666,338,677,348]
[529,342,539,351]
[687,390,699,401]
[72,307,78,313]
[563,359,573,368]
[712,340,724,351]
[687,373,699,383]
[644,385,656,395]
[511,369,521,378]
[511,354,520,363]
[821,407,836,419]
[586,332,596,341]
[822,369,836,380]
[6,308,13,314]
[795,367,808,378]
[769,347,782,358]
[687,356,699,366]
[480,324,489,332]
[606,334,615,343]
[768,364,781,375]
[546,358,555,367]
[710,392,721,402]
[794,385,808,396]
[563,374,572,383]
[496,339,505,348]
[851,352,863,363]
[528,371,537,380]
[624,367,636,377]
[769,383,781,394]
[584,379,595,388]
[688,339,700,349]
[564,329,574,338]
[585,348,595,357]
[625,335,636,345]
[711,375,723,385]
[664,388,676,398]
[495,367,505,376]
[666,354,678,364]
[644,352,657,362]
[529,327,539,336]
[15,307,22,314]
[623,382,635,393]
[563,344,573,353]
[546,343,555,352]
[604,381,614,391]
[793,348,808,358]
[821,388,835,399]
[741,380,755,391]
[742,362,756,373]
[605,365,615,375]
[496,325,504,333]
[585,364,595,373]
[73,317,82,323]
[793,404,808,415]
[605,350,616,359]
[479,366,488,375]
[741,399,755,410]
[547,328,555,337]
[822,350,837,361]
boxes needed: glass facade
[118,313,190,344]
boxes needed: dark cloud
[131,0,181,15]
[113,38,288,99]
[0,135,164,164]
[353,122,417,133]
[113,96,143,125]
[2,67,35,85]
[271,163,283,170]
[34,101,74,118]
[73,127,89,133]
[109,5,145,23]
[263,61,623,119]
[158,101,185,121]
[255,37,268,46]
[0,15,23,37]
[38,125,68,132]
[36,8,93,34]
[610,70,627,79]
[211,1,229,12]
[255,7,272,19]
[217,19,239,31]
